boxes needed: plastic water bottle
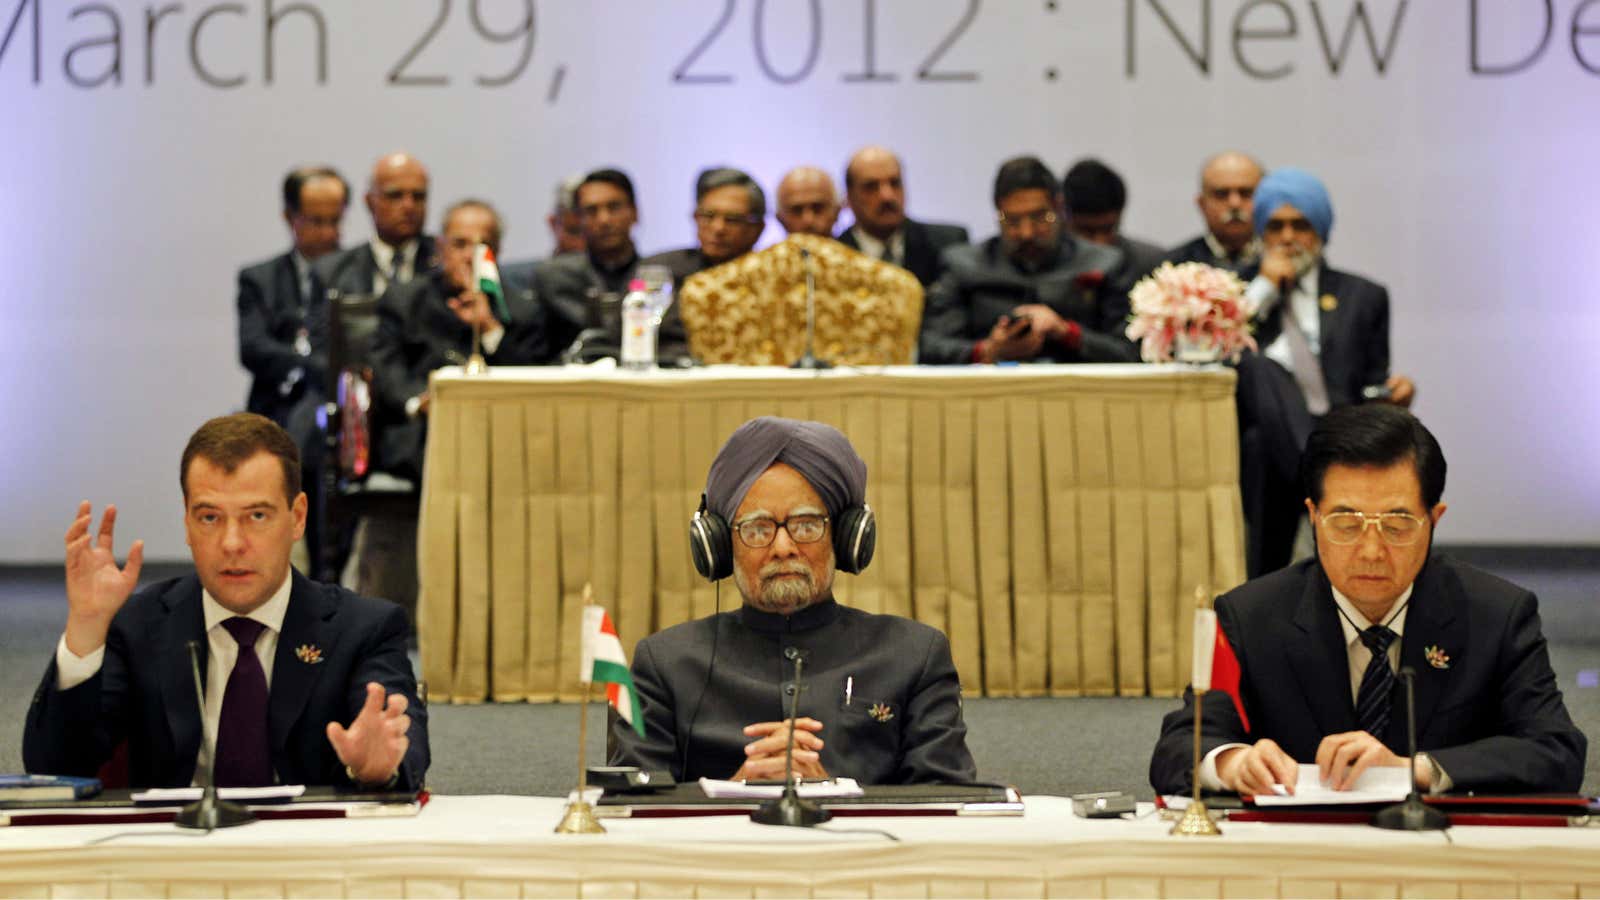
[620,278,657,371]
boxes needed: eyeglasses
[735,514,829,548]
[1317,511,1427,546]
[694,210,763,227]
[997,209,1057,230]
[379,188,427,203]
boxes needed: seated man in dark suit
[837,145,968,287]
[24,413,428,791]
[611,417,976,784]
[1164,151,1264,274]
[920,156,1137,365]
[1061,158,1165,284]
[235,166,347,575]
[1233,167,1416,576]
[370,199,552,480]
[311,152,437,303]
[534,168,689,363]
[1151,404,1585,796]
[640,167,766,288]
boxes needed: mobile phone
[1071,790,1137,818]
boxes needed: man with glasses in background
[919,156,1137,365]
[641,167,767,289]
[311,152,436,302]
[1150,404,1585,797]
[1233,167,1417,577]
[609,417,976,785]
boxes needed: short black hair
[282,166,348,215]
[579,168,636,208]
[992,156,1059,207]
[695,166,766,218]
[1061,158,1127,215]
[1300,404,1447,509]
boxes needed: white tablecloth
[5,795,1600,897]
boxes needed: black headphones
[688,494,876,582]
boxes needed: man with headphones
[609,417,976,784]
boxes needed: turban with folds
[1252,167,1334,243]
[705,417,867,523]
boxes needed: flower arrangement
[1124,261,1258,363]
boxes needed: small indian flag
[581,604,644,736]
[472,243,510,322]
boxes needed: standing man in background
[236,165,348,576]
[312,153,436,302]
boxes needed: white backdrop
[2,0,1597,561]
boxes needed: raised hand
[326,682,411,787]
[63,501,144,656]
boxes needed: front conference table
[6,796,1600,897]
[418,364,1245,703]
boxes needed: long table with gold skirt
[417,364,1244,704]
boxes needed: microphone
[1372,666,1450,831]
[790,247,832,370]
[750,652,831,827]
[175,640,256,830]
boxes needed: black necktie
[1356,625,1397,739]
[215,617,272,787]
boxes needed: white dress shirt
[1196,583,1449,792]
[1247,265,1324,376]
[55,572,295,780]
[369,237,420,297]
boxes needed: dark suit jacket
[1149,556,1586,795]
[919,235,1138,365]
[310,237,438,302]
[1163,233,1259,275]
[369,269,553,478]
[1247,263,1391,410]
[610,599,976,785]
[837,218,970,287]
[23,571,429,791]
[1115,235,1167,285]
[236,252,324,448]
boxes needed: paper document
[1251,764,1411,806]
[132,785,307,803]
[698,777,865,799]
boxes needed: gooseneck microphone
[175,640,256,831]
[790,247,832,370]
[1372,666,1450,831]
[750,651,831,827]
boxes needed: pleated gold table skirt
[417,364,1245,703]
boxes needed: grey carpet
[4,547,1596,799]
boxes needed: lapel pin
[1424,645,1450,669]
[1319,293,1338,312]
[868,702,894,723]
[295,644,324,665]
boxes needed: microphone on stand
[790,247,832,370]
[750,649,831,827]
[1373,666,1450,831]
[176,640,256,830]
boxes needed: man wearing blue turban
[609,417,977,785]
[1235,167,1417,577]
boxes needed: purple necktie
[214,617,272,787]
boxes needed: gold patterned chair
[678,234,924,366]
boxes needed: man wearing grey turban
[609,417,977,785]
[1235,167,1416,577]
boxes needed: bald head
[844,145,906,239]
[1196,151,1263,255]
[775,166,841,237]
[366,152,430,246]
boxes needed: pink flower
[1124,262,1256,363]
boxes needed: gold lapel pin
[1424,645,1450,669]
[1319,293,1338,312]
[869,702,894,723]
[295,644,324,665]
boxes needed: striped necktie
[1355,625,1397,739]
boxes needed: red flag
[1193,608,1250,733]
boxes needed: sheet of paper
[1250,764,1411,806]
[131,785,307,803]
[698,777,865,799]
